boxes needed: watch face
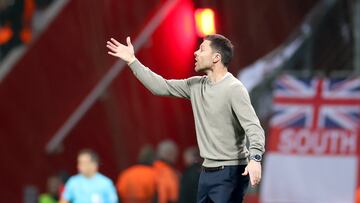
[252,154,262,161]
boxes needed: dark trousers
[197,165,249,203]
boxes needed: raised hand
[106,36,136,64]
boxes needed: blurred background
[0,0,359,202]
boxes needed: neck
[205,64,228,84]
[158,159,174,167]
[83,172,96,178]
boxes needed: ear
[213,53,221,63]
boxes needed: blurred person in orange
[116,144,157,203]
[153,140,179,203]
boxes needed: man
[106,34,265,203]
[116,145,157,203]
[153,140,180,203]
[59,149,118,203]
[179,147,202,203]
[39,175,62,203]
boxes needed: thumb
[126,36,132,47]
[242,166,248,176]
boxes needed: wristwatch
[250,154,262,162]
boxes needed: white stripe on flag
[261,153,358,203]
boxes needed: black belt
[202,165,225,172]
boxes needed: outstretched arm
[106,37,192,98]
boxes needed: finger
[107,41,117,49]
[106,44,117,52]
[248,170,260,187]
[109,40,127,50]
[107,51,117,56]
[253,175,259,185]
[242,167,248,176]
[126,36,132,47]
[249,174,255,186]
[252,173,260,186]
[111,38,121,46]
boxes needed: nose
[194,50,198,57]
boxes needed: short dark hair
[204,34,234,67]
[137,144,155,165]
[78,149,100,164]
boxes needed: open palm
[106,37,135,64]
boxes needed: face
[47,176,61,195]
[194,40,221,72]
[77,153,98,177]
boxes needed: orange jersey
[117,165,156,203]
[153,160,179,203]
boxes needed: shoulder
[226,75,251,101]
[121,165,154,177]
[227,74,245,89]
[132,165,155,173]
[227,75,249,92]
[96,173,114,185]
[186,75,205,85]
[66,174,81,184]
[64,174,81,190]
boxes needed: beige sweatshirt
[129,60,265,167]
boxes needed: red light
[195,8,216,37]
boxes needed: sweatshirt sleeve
[231,84,265,156]
[128,59,191,99]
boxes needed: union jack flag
[270,75,360,130]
